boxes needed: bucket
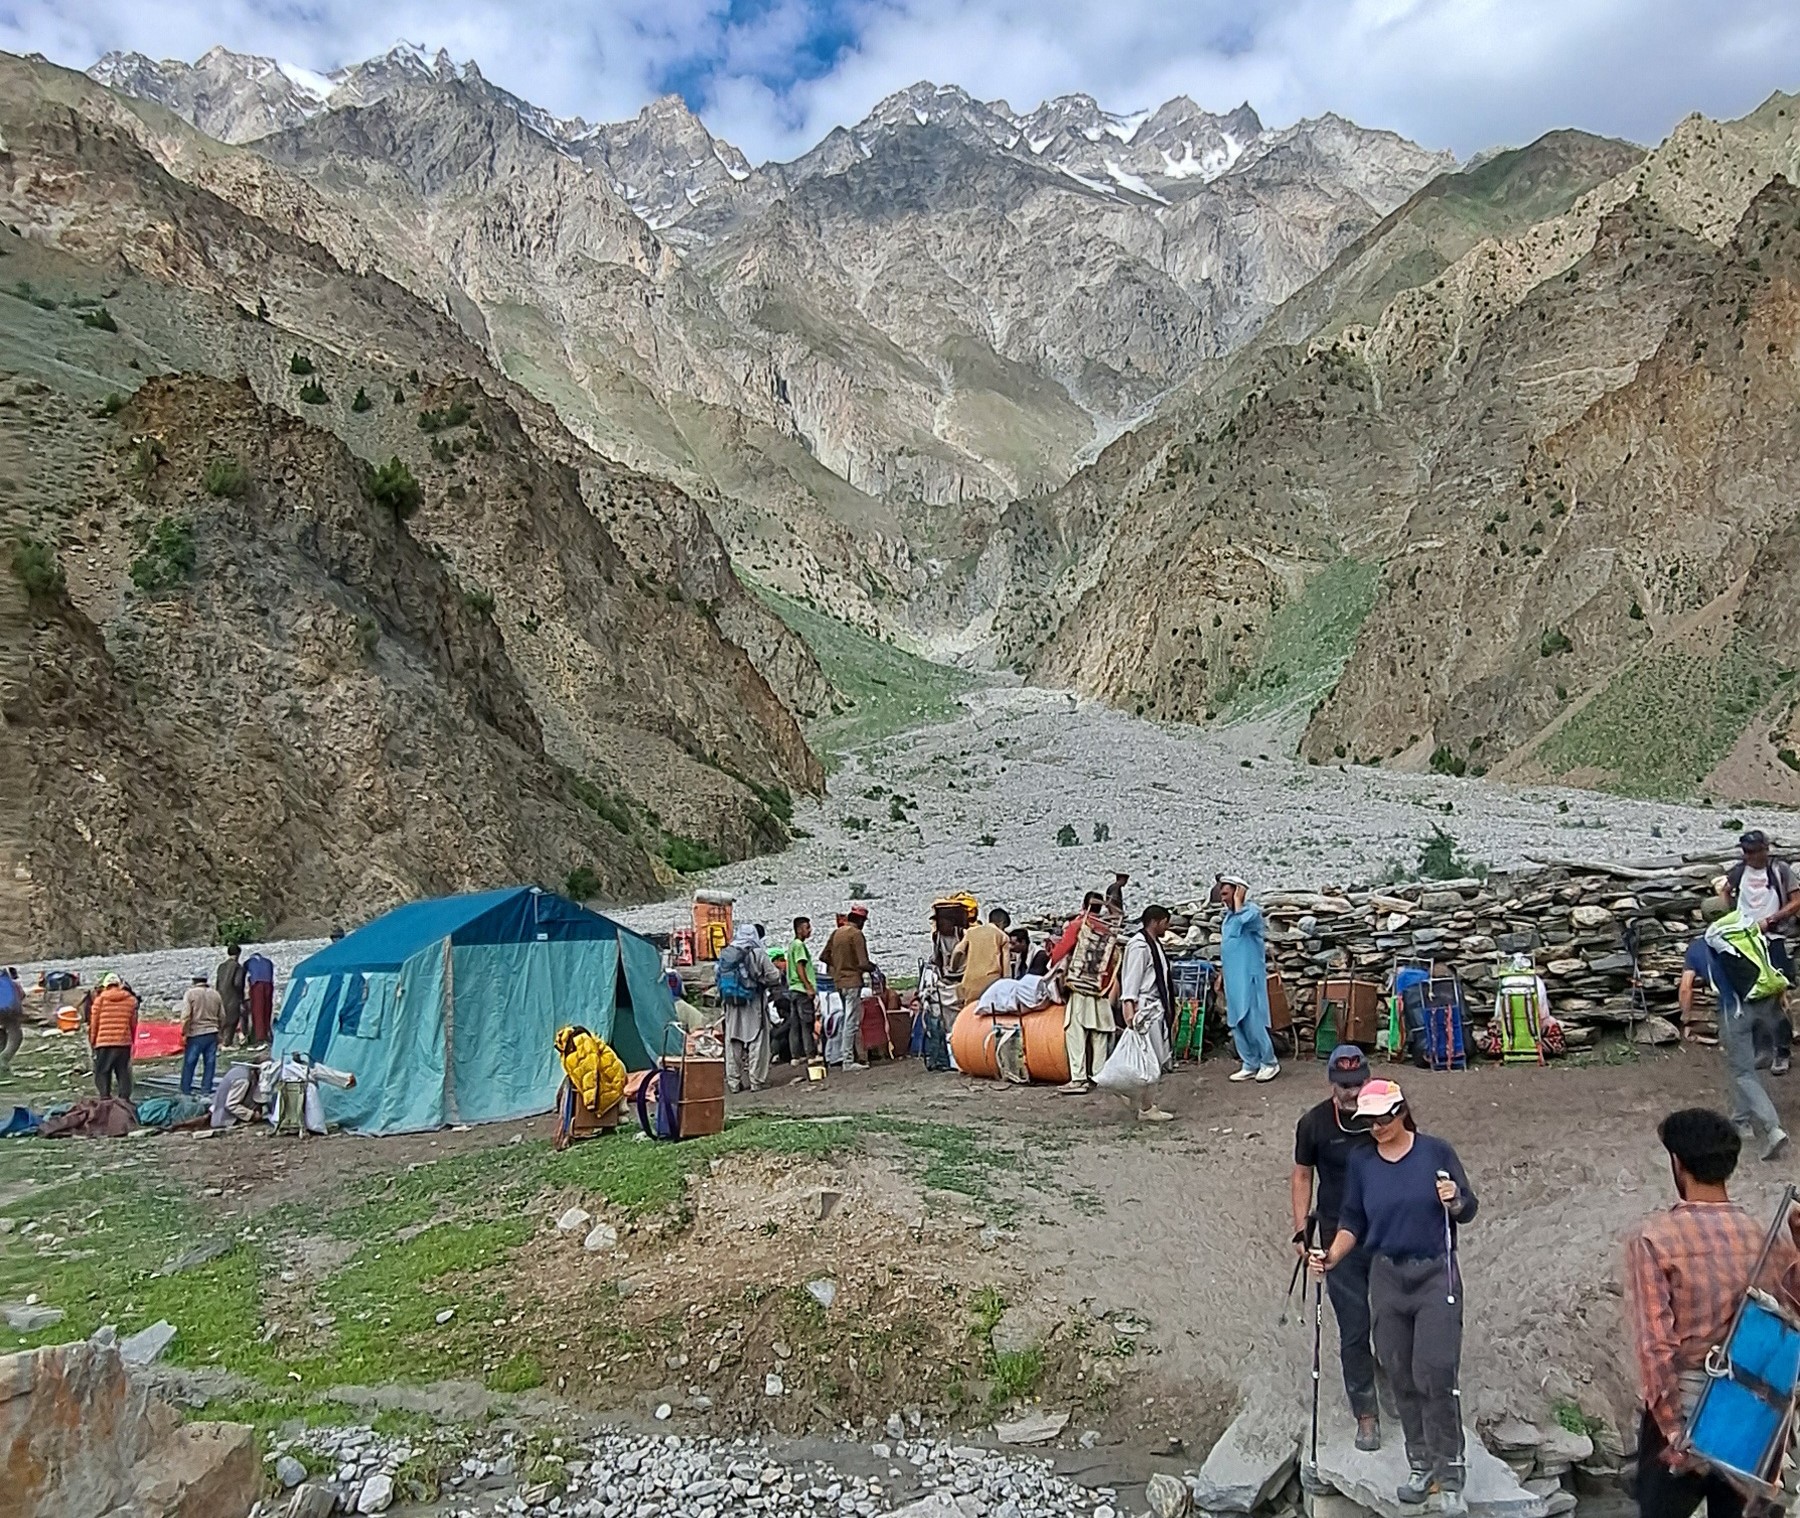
[807,1058,826,1084]
[56,1006,79,1033]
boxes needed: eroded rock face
[0,1338,256,1518]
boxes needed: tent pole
[443,937,461,1126]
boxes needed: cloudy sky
[7,0,1798,163]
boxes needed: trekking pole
[1439,1171,1465,1486]
[1278,1214,1315,1326]
[1309,1268,1324,1487]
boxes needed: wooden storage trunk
[1315,976,1384,1050]
[670,1055,725,1137]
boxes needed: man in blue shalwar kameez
[1218,873,1280,1083]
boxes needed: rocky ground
[17,685,1772,1005]
[613,687,1771,966]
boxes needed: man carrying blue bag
[1625,1109,1800,1518]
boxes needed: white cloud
[4,0,1796,164]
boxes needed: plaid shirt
[1624,1200,1800,1441]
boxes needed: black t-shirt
[1295,1097,1376,1228]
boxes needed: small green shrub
[417,401,473,433]
[461,584,495,618]
[1628,600,1644,621]
[1093,821,1111,843]
[11,537,65,599]
[215,907,265,945]
[1428,745,1466,777]
[95,391,126,417]
[79,306,118,332]
[289,352,314,376]
[662,835,725,874]
[842,815,870,833]
[365,456,422,520]
[1418,824,1482,881]
[564,866,602,901]
[1540,626,1573,657]
[1055,823,1079,847]
[202,456,248,498]
[1779,749,1800,774]
[128,517,196,593]
[297,381,328,404]
[572,778,633,835]
[351,386,373,413]
[888,796,910,823]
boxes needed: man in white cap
[1117,904,1176,1121]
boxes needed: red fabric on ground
[132,1021,185,1058]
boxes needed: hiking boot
[1355,1415,1382,1452]
[1776,1054,1792,1077]
[1228,1064,1257,1082]
[1763,1127,1790,1162]
[1396,1470,1434,1507]
[1255,1063,1281,1083]
[1136,1105,1175,1123]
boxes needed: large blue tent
[273,887,676,1135]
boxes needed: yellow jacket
[554,1026,625,1113]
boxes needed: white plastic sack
[1094,1025,1162,1094]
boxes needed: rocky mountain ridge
[993,92,1800,804]
[0,53,828,954]
[81,44,1455,640]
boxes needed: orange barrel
[948,1004,1073,1085]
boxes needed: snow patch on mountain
[277,61,334,102]
[1104,160,1168,203]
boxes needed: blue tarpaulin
[273,887,676,1135]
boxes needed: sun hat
[1354,1078,1406,1119]
[191,969,210,982]
[848,903,869,919]
[1326,1045,1369,1086]
[100,972,121,989]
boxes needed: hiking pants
[247,982,274,1043]
[1721,996,1783,1137]
[1321,1224,1378,1419]
[783,995,818,1061]
[726,1026,771,1093]
[93,1044,133,1101]
[1230,1012,1277,1071]
[180,1033,219,1095]
[1636,1408,1744,1518]
[1371,1253,1465,1487]
[0,1015,20,1069]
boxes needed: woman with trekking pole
[1311,1079,1478,1516]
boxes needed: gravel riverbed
[24,688,1775,993]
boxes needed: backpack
[0,976,18,1017]
[715,944,756,1005]
[1707,912,1791,1002]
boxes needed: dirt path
[732,1044,1800,1437]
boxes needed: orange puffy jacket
[88,986,139,1048]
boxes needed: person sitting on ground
[1316,1079,1477,1515]
[1292,1046,1383,1451]
[1218,873,1279,1083]
[953,907,1011,1008]
[1049,890,1121,1096]
[1720,835,1798,1074]
[1625,1107,1800,1518]
[1117,906,1176,1122]
[1006,926,1031,980]
[178,969,224,1097]
[88,972,139,1102]
[974,951,1062,1016]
